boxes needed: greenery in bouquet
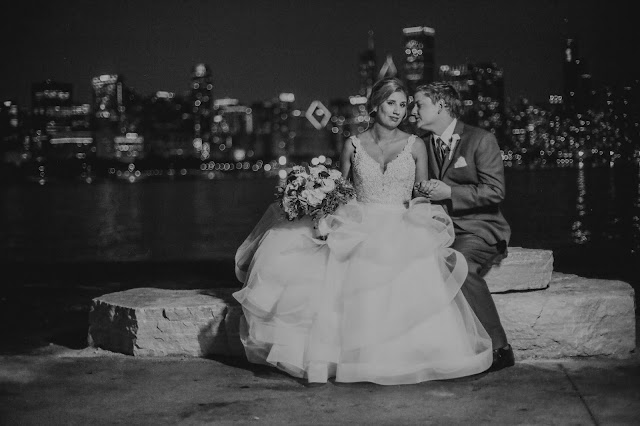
[275,164,356,223]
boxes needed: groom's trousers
[451,232,509,350]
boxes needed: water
[1,166,639,288]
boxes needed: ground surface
[1,261,638,425]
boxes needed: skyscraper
[358,30,377,97]
[402,26,435,93]
[143,91,192,158]
[563,38,580,111]
[190,63,214,159]
[31,80,73,152]
[272,92,295,159]
[563,38,596,112]
[211,97,253,161]
[0,100,26,156]
[92,74,124,159]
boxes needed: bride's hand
[414,180,431,196]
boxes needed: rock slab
[486,247,554,293]
[494,273,636,359]
[89,274,635,360]
[88,288,243,357]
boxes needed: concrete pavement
[2,271,638,425]
[1,345,639,425]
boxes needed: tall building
[290,110,333,161]
[32,80,93,161]
[190,63,214,159]
[358,30,377,97]
[439,62,505,135]
[92,74,124,159]
[248,100,274,160]
[115,87,145,161]
[142,91,192,158]
[563,38,595,112]
[31,80,72,150]
[211,97,253,161]
[272,93,295,159]
[402,26,435,93]
[0,100,27,159]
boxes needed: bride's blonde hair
[367,77,409,119]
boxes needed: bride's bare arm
[339,138,355,180]
[412,137,429,197]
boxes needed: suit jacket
[426,120,511,249]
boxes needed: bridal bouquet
[275,164,356,224]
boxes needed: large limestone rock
[494,273,636,359]
[88,276,635,360]
[88,288,243,357]
[486,247,554,293]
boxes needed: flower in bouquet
[275,164,356,229]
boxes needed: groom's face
[411,92,439,131]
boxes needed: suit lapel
[440,120,466,178]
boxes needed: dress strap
[404,135,417,152]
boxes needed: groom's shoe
[489,344,515,372]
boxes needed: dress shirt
[434,118,458,160]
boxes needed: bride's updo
[367,77,409,117]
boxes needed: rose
[302,188,326,207]
[318,178,336,193]
[329,169,342,179]
[310,164,327,177]
[305,179,316,190]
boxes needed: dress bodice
[351,135,417,205]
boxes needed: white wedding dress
[233,135,493,385]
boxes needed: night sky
[2,0,635,108]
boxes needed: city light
[0,30,637,185]
[305,100,331,130]
[279,93,295,103]
[214,98,239,107]
[402,26,435,35]
[156,91,175,98]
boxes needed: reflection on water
[1,167,639,283]
[634,167,640,256]
[571,168,591,244]
[0,179,277,263]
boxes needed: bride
[233,77,493,385]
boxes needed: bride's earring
[364,108,376,132]
[363,118,371,132]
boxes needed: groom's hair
[415,82,463,119]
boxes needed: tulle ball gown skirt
[233,198,493,385]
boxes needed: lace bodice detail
[351,135,417,205]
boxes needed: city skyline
[2,0,635,108]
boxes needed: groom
[412,82,514,372]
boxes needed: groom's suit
[427,120,511,349]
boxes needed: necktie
[435,136,449,167]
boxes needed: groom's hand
[427,179,451,201]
